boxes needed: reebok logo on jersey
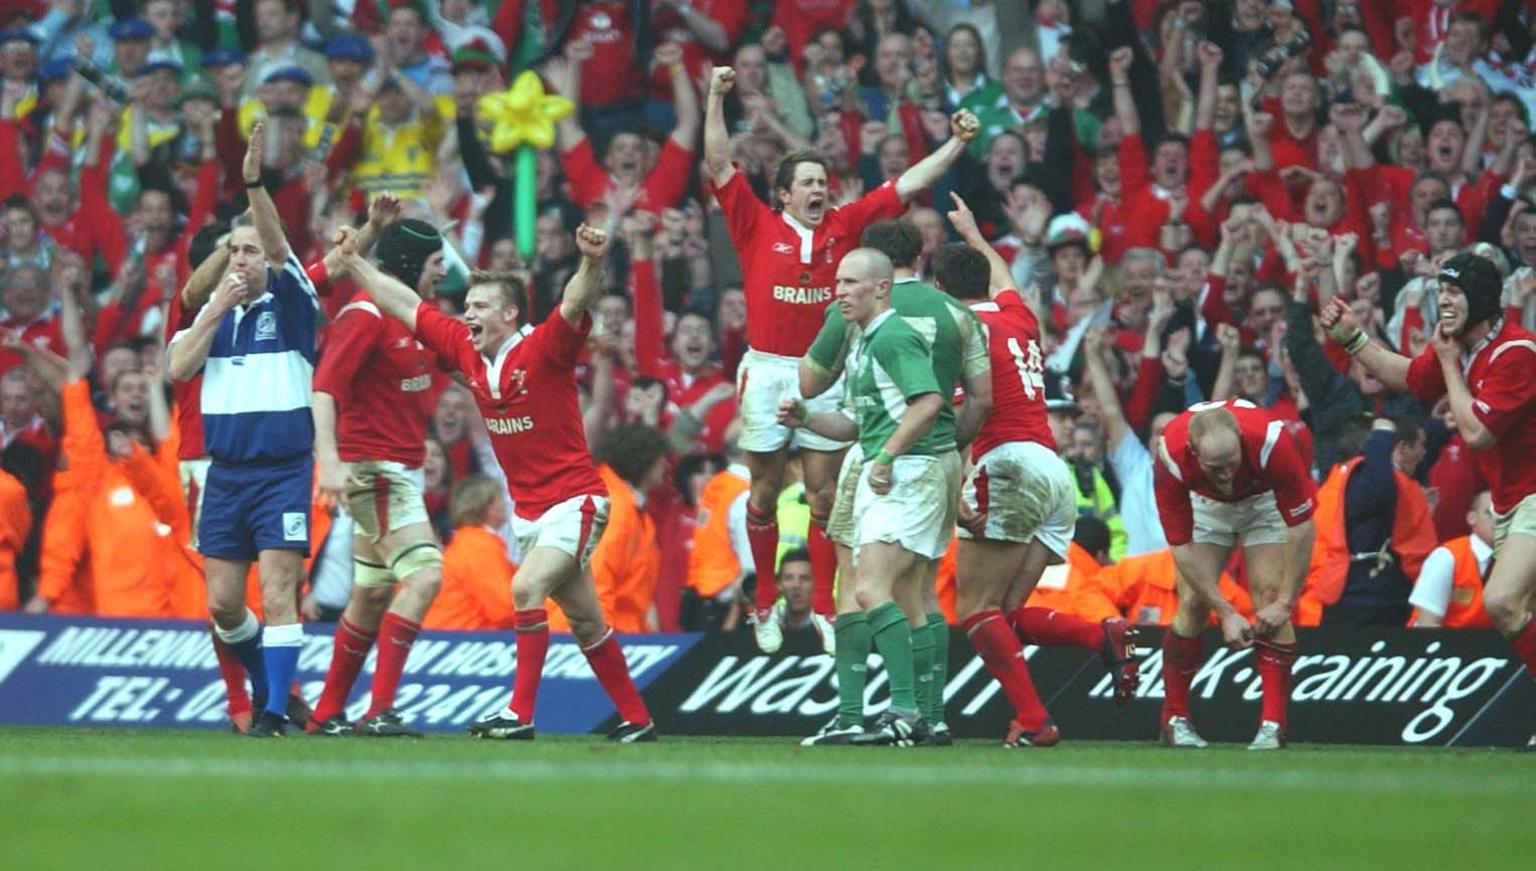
[1287,499,1314,518]
[283,512,307,542]
[486,416,536,434]
[772,242,794,254]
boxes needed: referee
[169,123,321,738]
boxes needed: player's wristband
[874,449,895,465]
[245,179,264,189]
[1342,329,1370,355]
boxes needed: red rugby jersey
[713,171,903,357]
[969,289,1054,460]
[1406,319,1536,516]
[414,303,606,520]
[1153,399,1318,546]
[312,298,433,467]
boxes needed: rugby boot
[810,612,836,656]
[607,721,658,743]
[1248,720,1286,751]
[1160,715,1209,748]
[357,709,423,737]
[751,604,784,654]
[1004,719,1061,748]
[248,711,287,738]
[1100,617,1141,703]
[918,723,953,747]
[468,710,535,740]
[307,715,355,737]
[801,717,864,746]
[851,710,929,747]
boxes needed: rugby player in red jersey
[704,64,978,651]
[338,224,655,742]
[306,218,447,737]
[1323,252,1536,750]
[943,193,1139,748]
[1153,399,1317,750]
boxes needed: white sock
[215,609,260,645]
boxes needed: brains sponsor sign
[0,615,695,734]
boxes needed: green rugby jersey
[804,277,988,452]
[848,309,945,457]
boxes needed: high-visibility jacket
[553,465,658,634]
[1080,548,1255,626]
[935,536,958,624]
[41,381,177,617]
[1298,457,1437,626]
[1025,542,1115,619]
[0,469,30,611]
[36,486,94,614]
[424,526,517,632]
[687,467,750,599]
[116,441,206,620]
[1413,535,1495,630]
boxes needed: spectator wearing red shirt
[547,40,699,216]
[767,0,855,70]
[1106,44,1221,254]
[649,0,748,100]
[0,266,64,377]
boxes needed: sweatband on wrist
[875,449,895,465]
[1343,330,1369,355]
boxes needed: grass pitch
[1,729,1532,870]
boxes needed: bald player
[1153,400,1317,750]
[779,248,949,747]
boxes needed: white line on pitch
[0,756,1527,796]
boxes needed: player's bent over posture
[780,249,946,747]
[167,124,321,738]
[340,225,655,742]
[308,219,449,737]
[1324,252,1536,750]
[1153,400,1317,750]
[944,194,1138,747]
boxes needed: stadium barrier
[1,615,1529,745]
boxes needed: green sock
[833,612,871,729]
[926,612,949,725]
[911,623,936,721]
[868,602,917,714]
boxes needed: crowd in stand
[0,0,1533,635]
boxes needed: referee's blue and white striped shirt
[171,252,319,464]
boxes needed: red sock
[312,617,376,723]
[1010,606,1102,650]
[1509,618,1536,678]
[1160,630,1205,725]
[509,609,551,723]
[964,610,1049,729]
[210,630,251,714]
[583,631,650,725]
[746,503,780,617]
[366,613,421,717]
[1255,641,1297,728]
[807,513,837,617]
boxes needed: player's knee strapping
[353,557,396,588]
[388,541,443,582]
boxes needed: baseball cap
[108,18,154,42]
[1045,213,1093,253]
[137,59,182,78]
[203,48,247,69]
[0,28,39,47]
[324,33,374,64]
[451,39,500,75]
[263,65,314,87]
[39,58,73,83]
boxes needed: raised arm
[1318,296,1413,393]
[894,110,978,202]
[1109,47,1140,137]
[946,192,1013,296]
[321,193,402,281]
[657,42,700,150]
[243,122,290,267]
[1081,327,1131,452]
[704,66,736,186]
[1193,42,1222,132]
[180,242,231,310]
[558,224,612,327]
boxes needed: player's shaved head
[1189,407,1242,489]
[860,219,923,270]
[932,243,989,300]
[842,247,894,283]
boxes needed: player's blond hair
[468,269,529,323]
[1188,407,1240,452]
[450,474,503,528]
